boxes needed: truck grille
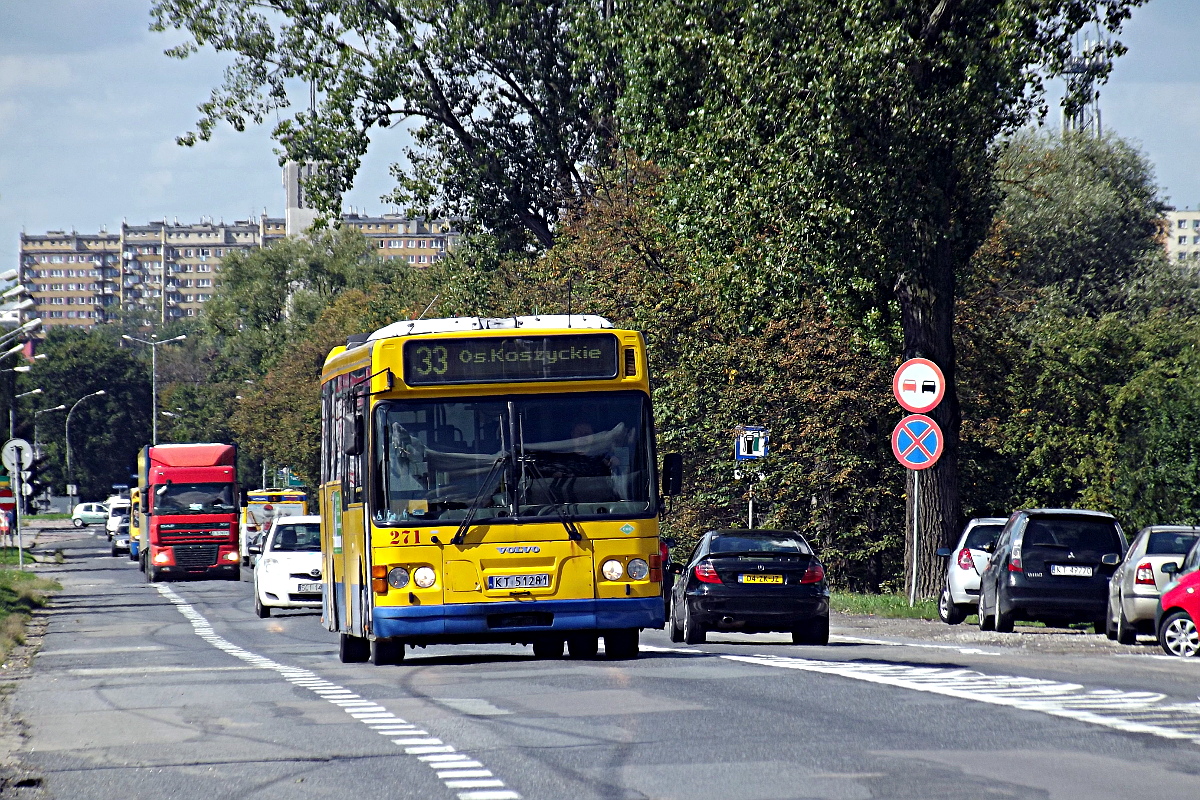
[174,545,219,569]
[159,525,231,544]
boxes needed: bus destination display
[403,334,620,386]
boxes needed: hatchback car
[72,502,108,528]
[977,509,1125,633]
[936,517,1006,624]
[668,529,829,645]
[252,516,323,618]
[1107,525,1200,644]
[1155,542,1200,657]
[104,501,130,540]
[111,520,131,558]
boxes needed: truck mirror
[661,453,683,497]
[343,415,364,456]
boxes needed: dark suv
[977,509,1125,633]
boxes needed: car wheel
[938,588,967,625]
[254,588,271,618]
[682,601,706,645]
[370,638,405,666]
[1159,611,1200,657]
[566,633,599,659]
[605,629,640,659]
[1105,601,1118,640]
[339,633,370,663]
[1116,599,1137,645]
[73,518,84,528]
[792,615,830,645]
[668,601,685,643]
[977,591,995,631]
[532,637,564,659]
[994,592,1015,633]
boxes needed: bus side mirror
[661,453,683,497]
[343,415,364,456]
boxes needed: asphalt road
[13,531,1200,800]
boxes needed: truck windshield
[372,391,656,525]
[154,483,236,515]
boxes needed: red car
[1156,546,1200,657]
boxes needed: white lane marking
[40,646,166,656]
[830,634,1000,655]
[724,653,1200,744]
[640,644,694,654]
[153,584,521,800]
[435,698,512,716]
[68,666,256,676]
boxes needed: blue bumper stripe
[372,596,664,639]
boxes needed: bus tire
[370,638,405,666]
[532,637,564,659]
[566,633,599,659]
[604,629,639,660]
[339,633,370,663]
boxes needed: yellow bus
[319,315,681,665]
[240,489,308,563]
[128,487,141,561]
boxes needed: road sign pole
[13,446,22,570]
[909,473,918,607]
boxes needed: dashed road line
[153,584,520,800]
[724,653,1200,745]
[830,634,1000,655]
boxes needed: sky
[1,0,1199,270]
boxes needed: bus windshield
[154,482,236,515]
[372,391,656,525]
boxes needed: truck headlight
[601,559,624,581]
[413,566,436,588]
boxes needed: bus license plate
[1050,564,1093,577]
[740,574,783,584]
[488,574,550,590]
[297,582,323,592]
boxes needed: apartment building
[1165,208,1200,264]
[342,214,459,266]
[18,230,121,327]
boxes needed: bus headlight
[413,566,436,588]
[627,558,649,581]
[387,567,410,589]
[601,559,624,581]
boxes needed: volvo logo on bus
[497,546,541,554]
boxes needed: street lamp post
[65,390,106,503]
[11,388,42,440]
[122,334,186,445]
[33,404,67,459]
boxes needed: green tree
[615,0,1146,596]
[17,329,151,502]
[150,0,618,249]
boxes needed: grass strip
[830,592,939,620]
[0,569,59,663]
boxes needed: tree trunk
[896,207,962,601]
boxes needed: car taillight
[1135,562,1155,586]
[1009,541,1023,572]
[800,562,825,584]
[694,561,722,583]
[957,548,974,570]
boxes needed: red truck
[137,443,241,582]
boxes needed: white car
[936,516,1008,624]
[253,516,323,618]
[104,500,131,540]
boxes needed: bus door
[325,368,369,636]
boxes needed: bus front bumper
[371,597,663,640]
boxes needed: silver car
[936,517,1007,624]
[1107,525,1200,644]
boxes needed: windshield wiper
[451,454,509,546]
[557,509,583,542]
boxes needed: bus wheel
[532,637,564,659]
[370,638,405,666]
[339,633,370,663]
[604,629,640,660]
[566,634,598,659]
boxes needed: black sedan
[668,529,830,645]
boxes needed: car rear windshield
[1021,516,1122,556]
[964,523,1003,550]
[1145,530,1200,556]
[270,523,321,552]
[710,533,812,555]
